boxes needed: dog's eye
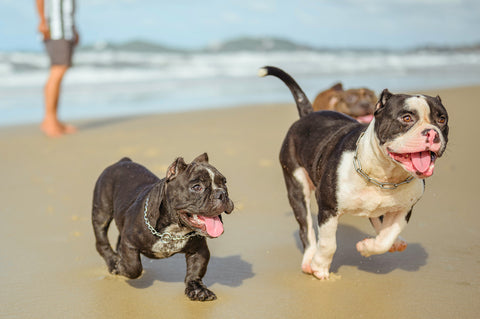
[191,184,203,192]
[437,116,447,125]
[402,115,414,123]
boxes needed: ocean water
[1,49,479,126]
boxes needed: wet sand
[1,86,479,318]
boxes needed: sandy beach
[1,85,479,319]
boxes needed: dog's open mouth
[180,213,224,238]
[388,150,437,177]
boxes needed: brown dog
[312,83,377,123]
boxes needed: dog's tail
[258,66,313,118]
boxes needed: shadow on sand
[127,254,254,289]
[293,224,428,275]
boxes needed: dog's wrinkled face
[338,88,377,123]
[374,89,449,178]
[165,153,234,238]
[314,83,376,123]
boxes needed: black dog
[92,153,234,301]
[259,66,448,280]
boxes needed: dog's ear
[375,89,393,114]
[435,95,442,103]
[193,152,209,163]
[166,157,187,182]
[331,83,343,91]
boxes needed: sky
[0,0,479,51]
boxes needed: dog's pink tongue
[198,215,224,237]
[411,151,431,173]
[357,114,374,123]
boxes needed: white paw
[356,238,374,257]
[310,252,333,280]
[312,268,330,280]
[301,246,316,274]
[301,262,312,274]
[303,261,331,280]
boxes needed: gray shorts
[44,39,76,66]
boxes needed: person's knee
[51,64,69,76]
[48,65,69,83]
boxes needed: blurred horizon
[2,35,480,54]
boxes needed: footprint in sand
[46,205,54,215]
[71,231,82,237]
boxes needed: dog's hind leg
[92,190,119,274]
[284,167,317,274]
[114,239,143,279]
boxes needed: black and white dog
[259,66,449,280]
[92,154,234,300]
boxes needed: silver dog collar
[143,196,198,243]
[353,132,414,190]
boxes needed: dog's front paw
[303,260,330,280]
[106,256,121,275]
[309,248,334,280]
[356,238,374,257]
[185,280,217,301]
[312,269,330,280]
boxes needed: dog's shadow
[127,254,254,289]
[294,224,428,275]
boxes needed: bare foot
[41,120,76,137]
[60,122,77,134]
[41,121,64,137]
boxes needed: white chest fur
[336,151,424,217]
[150,225,194,258]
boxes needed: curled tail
[258,66,313,118]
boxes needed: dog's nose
[358,101,374,112]
[422,129,440,144]
[213,189,226,201]
[360,102,369,109]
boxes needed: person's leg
[42,39,76,137]
[41,65,76,137]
